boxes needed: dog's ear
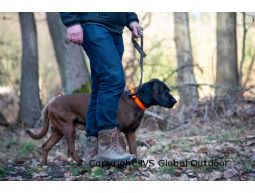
[137,81,154,105]
[150,79,163,96]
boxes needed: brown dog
[26,79,176,165]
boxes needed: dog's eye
[165,87,170,92]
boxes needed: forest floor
[0,98,255,181]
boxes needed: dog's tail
[34,90,64,128]
[25,107,50,139]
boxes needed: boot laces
[110,131,119,150]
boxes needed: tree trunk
[46,12,90,94]
[174,12,199,107]
[216,12,239,97]
[0,111,9,127]
[19,12,41,128]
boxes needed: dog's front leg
[125,132,137,156]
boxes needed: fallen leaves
[223,168,238,179]
[206,171,222,181]
[178,173,189,180]
[1,108,255,181]
[32,172,48,180]
[198,146,209,154]
[145,139,156,146]
[245,135,255,146]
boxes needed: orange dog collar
[129,84,146,111]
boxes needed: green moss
[72,82,91,94]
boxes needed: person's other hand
[129,21,143,38]
[66,24,83,45]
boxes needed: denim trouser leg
[84,66,100,137]
[82,24,125,137]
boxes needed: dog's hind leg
[125,132,137,156]
[42,128,63,165]
[62,125,82,165]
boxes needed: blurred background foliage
[0,12,255,124]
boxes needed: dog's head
[138,79,177,108]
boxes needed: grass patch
[0,166,18,180]
[162,144,172,153]
[69,165,81,176]
[19,141,38,157]
[130,162,142,170]
[243,164,253,174]
[0,167,5,179]
[67,162,90,176]
[159,166,177,175]
[171,138,192,152]
[123,175,137,181]
[90,167,106,180]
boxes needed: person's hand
[129,21,143,38]
[66,24,83,45]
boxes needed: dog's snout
[168,97,177,108]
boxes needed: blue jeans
[81,24,125,137]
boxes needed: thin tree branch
[239,12,247,87]
[243,49,255,88]
[163,63,201,82]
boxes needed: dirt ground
[0,98,255,181]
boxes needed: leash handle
[137,35,144,94]
[129,34,146,97]
[131,38,146,57]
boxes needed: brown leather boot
[98,127,136,162]
[118,130,127,151]
[83,136,98,166]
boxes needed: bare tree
[174,12,199,107]
[46,12,90,94]
[19,12,41,127]
[216,13,239,97]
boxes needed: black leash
[128,33,146,96]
